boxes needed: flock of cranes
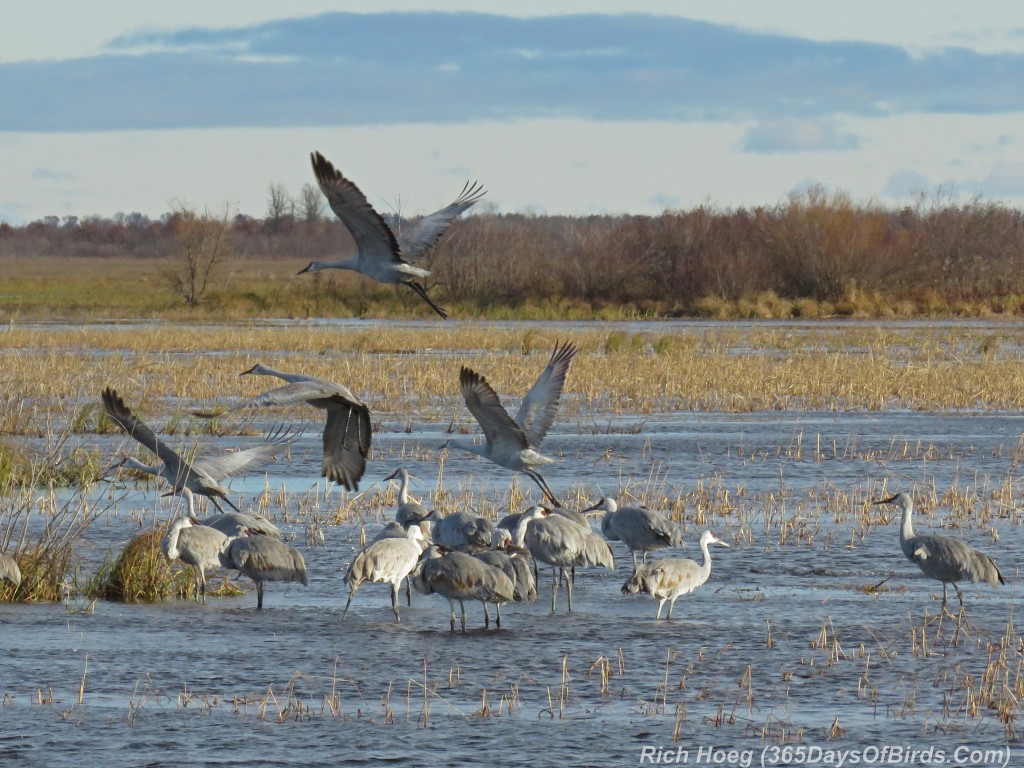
[0,151,1009,627]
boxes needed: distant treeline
[4,187,1024,317]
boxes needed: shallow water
[3,338,1024,766]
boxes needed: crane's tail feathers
[407,281,449,319]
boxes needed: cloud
[883,168,933,198]
[742,119,860,153]
[31,166,75,181]
[1,12,1024,132]
[980,160,1024,195]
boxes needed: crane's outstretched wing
[311,151,404,265]
[319,397,373,491]
[515,341,578,448]
[397,180,486,261]
[194,380,362,418]
[195,423,297,480]
[459,366,529,453]
[101,388,184,469]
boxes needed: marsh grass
[86,528,178,602]
[6,324,1024,441]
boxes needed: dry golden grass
[3,323,1024,431]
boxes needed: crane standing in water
[876,491,1004,610]
[621,530,729,620]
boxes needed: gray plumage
[162,500,232,603]
[0,552,21,588]
[106,422,296,515]
[432,510,494,553]
[225,531,308,609]
[385,468,434,527]
[450,341,578,507]
[477,529,537,603]
[101,387,244,515]
[585,496,683,569]
[621,531,729,620]
[878,492,1005,608]
[195,363,372,492]
[198,511,280,539]
[344,525,426,621]
[525,509,614,612]
[411,546,515,631]
[298,151,485,319]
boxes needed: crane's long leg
[391,583,401,622]
[483,601,490,629]
[256,581,265,610]
[197,567,207,604]
[459,600,467,632]
[525,470,563,508]
[406,578,412,607]
[941,583,948,608]
[406,281,449,320]
[496,602,502,629]
[449,599,457,631]
[953,583,965,607]
[632,550,639,570]
[566,568,574,612]
[551,566,559,612]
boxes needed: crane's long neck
[448,438,487,458]
[398,472,412,504]
[698,539,715,584]
[164,519,187,560]
[124,457,159,476]
[899,501,916,557]
[248,364,305,384]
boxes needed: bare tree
[164,203,235,306]
[297,183,327,230]
[265,183,295,234]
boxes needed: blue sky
[2,1,1024,224]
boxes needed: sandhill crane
[877,492,1005,609]
[0,552,21,588]
[432,510,494,553]
[477,528,537,601]
[343,525,426,621]
[584,496,683,569]
[195,363,372,491]
[525,509,614,612]
[225,531,308,609]
[299,151,485,319]
[105,420,296,508]
[622,531,729,620]
[450,341,578,507]
[101,387,246,514]
[411,546,514,631]
[161,492,232,603]
[385,468,434,527]
[197,512,280,538]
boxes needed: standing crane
[524,509,614,612]
[194,363,372,492]
[621,531,730,620]
[0,551,21,589]
[384,467,434,527]
[343,525,426,621]
[298,151,486,319]
[877,492,1004,609]
[584,496,683,569]
[450,341,578,507]
[224,531,308,609]
[411,546,514,631]
[161,489,231,603]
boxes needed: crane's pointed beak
[297,263,312,275]
[874,494,899,505]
